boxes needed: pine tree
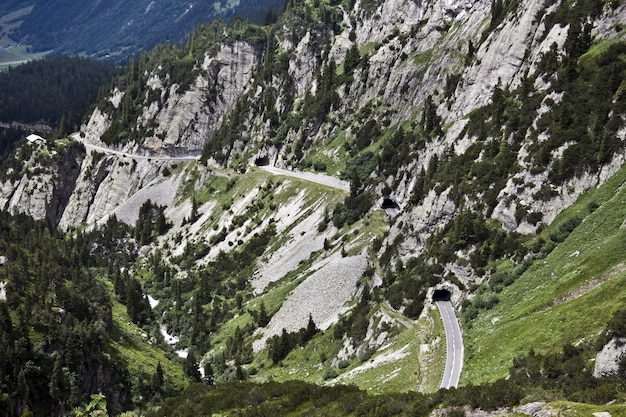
[305,314,318,341]
[490,0,504,29]
[203,362,214,385]
[151,362,164,395]
[235,365,245,380]
[269,329,291,364]
[184,352,202,382]
[421,95,443,137]
[344,44,361,75]
[190,195,199,223]
[49,353,70,415]
[257,302,270,327]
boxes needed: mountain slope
[1,0,626,415]
[463,160,626,382]
[1,0,284,61]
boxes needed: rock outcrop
[0,141,84,227]
[594,338,626,378]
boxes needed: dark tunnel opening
[432,289,451,302]
[382,198,400,210]
[254,157,270,166]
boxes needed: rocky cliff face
[83,40,260,156]
[1,0,625,394]
[0,141,84,227]
[1,0,624,274]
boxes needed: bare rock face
[0,142,84,227]
[593,338,626,378]
[141,41,260,154]
[58,152,168,229]
[82,108,113,148]
[390,187,456,261]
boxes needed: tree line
[0,55,118,162]
[0,55,118,130]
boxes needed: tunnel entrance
[432,289,451,302]
[382,198,400,210]
[254,157,270,166]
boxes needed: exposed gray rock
[253,251,368,352]
[594,338,626,378]
[252,193,334,294]
[139,41,259,154]
[0,143,83,227]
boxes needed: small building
[26,134,45,144]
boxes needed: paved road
[75,136,349,192]
[436,300,463,389]
[81,140,201,162]
[259,165,350,192]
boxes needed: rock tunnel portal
[432,289,452,302]
[254,157,270,166]
[382,198,400,210]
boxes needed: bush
[322,368,338,380]
[489,271,515,291]
[527,211,543,225]
[337,360,351,369]
[332,192,374,227]
[313,161,327,171]
[550,216,582,242]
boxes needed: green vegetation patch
[110,300,187,392]
[341,322,422,394]
[550,400,626,417]
[463,163,626,384]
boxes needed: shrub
[527,211,543,225]
[313,160,327,171]
[337,360,351,369]
[549,216,582,243]
[332,191,374,227]
[322,368,339,380]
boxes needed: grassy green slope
[463,165,626,384]
[110,298,187,393]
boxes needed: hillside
[0,0,284,63]
[1,0,626,415]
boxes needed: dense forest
[0,55,118,160]
[0,209,186,417]
[2,203,624,415]
[0,55,118,129]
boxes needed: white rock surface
[252,195,332,294]
[253,251,368,352]
[594,338,626,378]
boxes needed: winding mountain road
[436,300,463,389]
[79,139,201,162]
[75,136,350,192]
